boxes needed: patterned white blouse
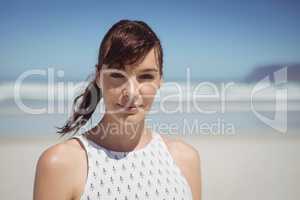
[71,131,193,200]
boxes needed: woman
[33,19,201,200]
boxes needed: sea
[0,80,299,137]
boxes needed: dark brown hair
[57,19,163,136]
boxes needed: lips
[117,103,143,110]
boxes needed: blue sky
[1,0,299,81]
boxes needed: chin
[124,111,145,121]
[109,110,145,124]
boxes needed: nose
[122,77,140,104]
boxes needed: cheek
[101,87,120,107]
[140,83,159,104]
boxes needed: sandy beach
[0,134,299,200]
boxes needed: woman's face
[97,48,162,123]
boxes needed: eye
[110,72,125,79]
[138,74,154,80]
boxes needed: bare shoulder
[37,138,85,171]
[160,134,200,163]
[160,134,201,200]
[33,138,86,200]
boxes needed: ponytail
[56,79,102,137]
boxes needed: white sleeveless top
[71,131,193,200]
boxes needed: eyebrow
[139,68,158,73]
[107,67,159,73]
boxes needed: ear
[95,68,102,89]
[158,76,164,89]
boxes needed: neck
[87,114,152,152]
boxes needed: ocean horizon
[1,81,299,137]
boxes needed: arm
[162,136,202,200]
[33,145,75,200]
[183,146,201,200]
